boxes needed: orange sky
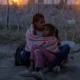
[9,0,23,5]
[0,0,80,5]
[9,0,80,5]
[0,0,29,5]
[75,0,80,4]
[9,0,29,6]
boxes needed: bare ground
[0,43,80,80]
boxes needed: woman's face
[34,19,45,31]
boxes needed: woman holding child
[20,13,70,80]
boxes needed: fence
[0,2,80,43]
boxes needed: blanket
[25,24,60,53]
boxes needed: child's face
[43,26,50,36]
[34,19,45,31]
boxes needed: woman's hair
[44,24,56,36]
[33,13,45,35]
[32,13,45,24]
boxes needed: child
[30,24,60,73]
[43,24,68,71]
[42,24,60,53]
[42,24,60,72]
[43,23,61,46]
[43,24,55,37]
[25,23,60,79]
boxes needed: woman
[20,13,70,80]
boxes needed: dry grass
[0,27,80,44]
[0,28,25,44]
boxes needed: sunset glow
[9,0,29,6]
[0,0,80,6]
[75,0,80,5]
[9,0,23,6]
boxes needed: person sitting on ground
[28,23,60,80]
[19,13,70,80]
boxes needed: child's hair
[32,13,45,24]
[55,28,59,39]
[44,24,60,45]
[44,24,60,39]
[44,24,56,36]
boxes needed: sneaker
[60,62,68,68]
[53,66,60,73]
[32,71,46,80]
[19,69,32,77]
[43,67,50,73]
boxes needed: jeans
[49,44,70,70]
[20,50,30,66]
[21,50,30,61]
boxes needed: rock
[72,44,80,52]
[61,41,80,52]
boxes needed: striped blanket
[25,24,60,53]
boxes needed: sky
[0,0,28,4]
[0,0,78,5]
[44,0,76,4]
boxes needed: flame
[75,0,80,5]
[9,0,24,6]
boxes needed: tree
[64,0,68,5]
[56,0,68,9]
[59,0,64,5]
[38,0,44,4]
[59,0,68,5]
[28,0,35,4]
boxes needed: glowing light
[75,0,80,5]
[9,0,24,6]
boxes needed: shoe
[60,62,68,69]
[32,71,46,80]
[53,66,60,73]
[43,67,50,73]
[19,69,32,77]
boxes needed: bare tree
[64,0,68,5]
[38,0,44,3]
[59,0,68,5]
[56,0,68,9]
[28,0,35,4]
[59,0,64,5]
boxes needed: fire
[9,0,24,6]
[75,0,80,5]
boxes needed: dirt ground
[0,43,80,80]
